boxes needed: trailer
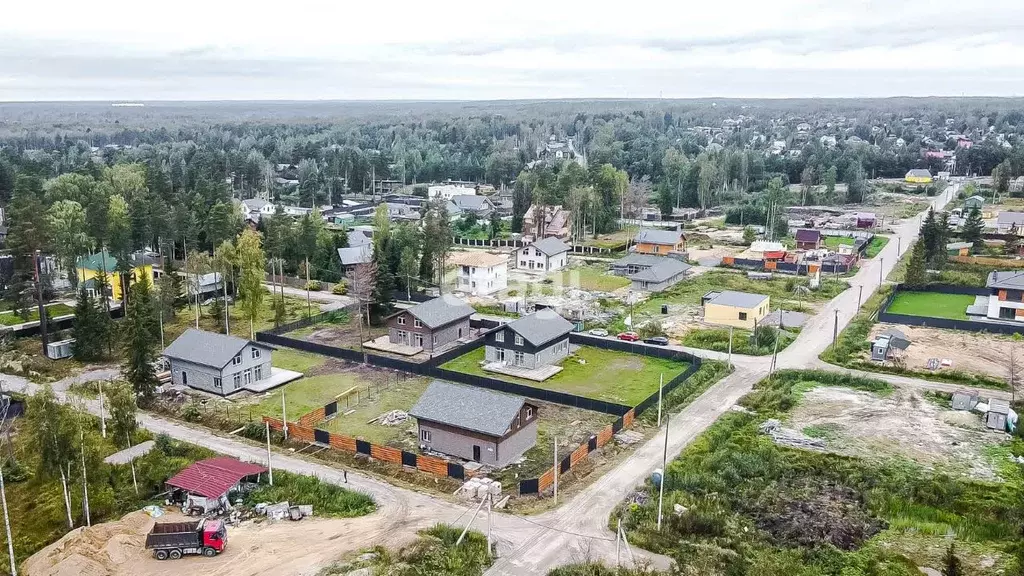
[145,519,226,560]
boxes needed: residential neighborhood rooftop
[704,290,769,309]
[635,229,684,246]
[409,381,527,437]
[504,309,574,347]
[996,212,1024,226]
[794,229,821,242]
[986,270,1024,289]
[77,250,157,273]
[449,251,507,267]
[398,295,474,329]
[627,258,692,282]
[165,457,267,499]
[906,168,932,177]
[337,245,373,266]
[162,328,267,369]
[530,237,571,256]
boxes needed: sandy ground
[869,323,1013,379]
[788,386,1009,480]
[23,509,407,576]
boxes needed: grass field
[886,291,974,320]
[272,348,327,373]
[864,236,890,258]
[163,292,309,342]
[253,367,402,423]
[0,303,74,325]
[546,264,630,292]
[441,345,689,406]
[824,236,855,248]
[321,376,431,447]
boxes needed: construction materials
[759,419,826,450]
[371,410,409,426]
[144,519,226,560]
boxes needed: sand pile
[23,510,157,576]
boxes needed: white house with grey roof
[384,295,475,353]
[337,233,374,273]
[162,329,274,396]
[410,381,538,467]
[483,309,574,371]
[982,271,1024,322]
[448,195,495,219]
[610,254,692,291]
[516,237,570,272]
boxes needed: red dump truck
[145,519,227,560]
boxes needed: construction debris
[369,410,409,426]
[256,501,314,522]
[615,430,645,445]
[759,419,826,450]
[457,477,502,500]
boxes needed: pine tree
[921,208,939,262]
[934,211,951,268]
[121,274,160,405]
[942,543,963,576]
[905,241,928,288]
[961,206,984,252]
[71,288,109,361]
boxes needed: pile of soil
[23,511,156,576]
[750,481,886,550]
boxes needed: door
[472,445,481,462]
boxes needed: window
[515,335,524,346]
[525,406,534,419]
[213,377,222,389]
[999,307,1016,320]
[233,373,242,387]
[432,335,437,345]
[421,429,432,442]
[514,351,525,366]
[232,353,242,366]
[514,415,521,428]
[254,366,263,381]
[495,331,504,343]
[458,327,463,337]
[414,318,422,328]
[495,348,505,362]
[397,316,406,325]
[739,312,748,321]
[181,371,188,385]
[535,248,542,256]
[244,369,252,385]
[414,333,423,346]
[520,261,526,266]
[251,347,261,359]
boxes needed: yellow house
[701,290,770,329]
[77,250,156,301]
[905,169,933,184]
[634,229,686,255]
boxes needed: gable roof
[878,327,910,343]
[163,328,268,369]
[987,270,1024,289]
[613,253,670,268]
[635,229,684,246]
[450,195,493,211]
[241,198,270,211]
[906,169,932,178]
[165,457,267,499]
[989,398,1010,414]
[409,381,527,437]
[504,309,574,347]
[946,241,974,250]
[529,237,571,256]
[794,229,822,243]
[704,290,769,309]
[628,258,692,282]
[449,251,507,268]
[337,245,373,266]
[400,295,474,329]
[77,250,155,273]
[347,230,372,247]
[997,212,1024,226]
[965,195,985,204]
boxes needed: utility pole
[858,285,863,310]
[897,236,901,256]
[264,421,274,486]
[879,257,884,286]
[281,389,288,439]
[98,379,106,438]
[553,436,558,505]
[33,250,49,356]
[657,373,664,427]
[657,411,669,531]
[728,326,733,367]
[486,493,493,558]
[615,518,621,566]
[304,257,312,319]
[0,460,14,576]
[222,266,230,335]
[125,433,138,495]
[832,309,839,350]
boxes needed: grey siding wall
[484,337,569,369]
[389,316,470,352]
[484,345,538,369]
[496,419,538,467]
[429,319,470,352]
[631,272,685,292]
[418,422,499,464]
[170,359,225,394]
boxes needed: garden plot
[885,291,974,320]
[868,323,1014,381]
[787,385,1009,481]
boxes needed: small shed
[986,399,1010,431]
[871,329,911,361]
[946,241,974,256]
[855,212,877,229]
[964,195,985,210]
[166,457,267,512]
[951,390,979,411]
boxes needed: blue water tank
[651,468,664,487]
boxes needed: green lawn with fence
[885,291,974,320]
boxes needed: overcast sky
[3,0,1024,101]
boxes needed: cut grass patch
[321,376,431,446]
[441,345,689,406]
[272,348,326,374]
[886,291,974,320]
[864,236,890,258]
[824,236,856,249]
[547,264,631,292]
[0,303,74,325]
[254,371,389,422]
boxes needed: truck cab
[203,520,227,552]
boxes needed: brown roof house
[410,381,538,467]
[522,205,570,240]
[384,295,475,353]
[795,229,823,250]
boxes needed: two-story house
[985,271,1024,321]
[449,251,508,296]
[162,329,274,396]
[516,237,571,273]
[384,295,474,353]
[634,229,686,256]
[448,195,495,219]
[795,229,823,250]
[484,309,573,370]
[610,254,692,291]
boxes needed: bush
[244,471,375,517]
[331,281,348,295]
[637,320,665,338]
[181,402,201,422]
[305,281,322,291]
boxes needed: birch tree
[235,229,266,339]
[28,386,76,529]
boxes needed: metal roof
[337,245,373,266]
[989,398,1010,414]
[165,457,267,499]
[450,195,493,211]
[794,229,821,242]
[946,241,974,250]
[163,328,268,369]
[906,169,932,178]
[401,295,474,329]
[77,250,156,273]
[409,381,527,437]
[705,290,769,309]
[347,230,372,247]
[529,237,571,256]
[635,229,684,246]
[505,309,574,347]
[449,251,507,268]
[612,253,670,268]
[987,270,1024,289]
[997,211,1024,226]
[627,258,692,282]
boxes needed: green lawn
[272,348,326,373]
[864,236,890,258]
[441,345,689,406]
[886,291,975,320]
[824,236,855,248]
[0,303,75,326]
[321,376,432,446]
[547,264,631,292]
[255,372,375,422]
[680,327,797,356]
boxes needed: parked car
[644,336,669,346]
[616,331,640,342]
[589,328,609,337]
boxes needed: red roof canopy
[166,457,267,499]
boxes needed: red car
[616,331,640,342]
